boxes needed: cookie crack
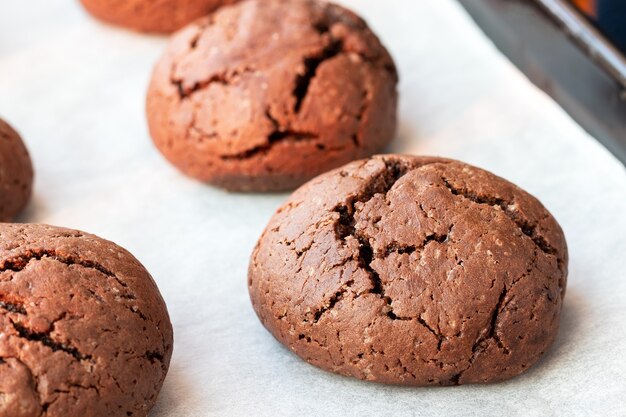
[441,177,559,258]
[0,248,130,289]
[385,308,445,350]
[220,108,319,160]
[453,258,539,384]
[381,228,451,257]
[10,320,92,362]
[332,159,408,299]
[330,160,449,345]
[334,159,409,239]
[311,279,354,323]
[470,284,510,357]
[41,383,101,414]
[172,66,255,100]
[0,249,149,323]
[0,295,27,315]
[293,38,343,113]
[449,286,508,385]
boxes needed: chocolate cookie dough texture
[147,0,398,191]
[0,118,33,222]
[0,224,173,417]
[79,0,240,33]
[249,155,568,385]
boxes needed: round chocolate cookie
[0,118,33,222]
[249,155,568,385]
[79,0,240,33]
[147,0,398,192]
[0,224,173,416]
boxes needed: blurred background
[572,0,626,52]
[459,0,626,164]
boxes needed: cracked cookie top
[248,154,568,385]
[0,224,173,417]
[146,0,398,191]
[80,0,240,33]
[0,118,33,222]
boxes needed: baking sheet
[0,0,625,416]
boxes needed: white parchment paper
[1,0,625,416]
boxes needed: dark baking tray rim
[536,0,626,90]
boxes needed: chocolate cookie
[79,0,240,33]
[0,118,33,222]
[147,0,398,192]
[0,224,173,416]
[248,155,568,385]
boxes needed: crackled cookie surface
[147,0,398,191]
[0,118,33,222]
[249,155,568,385]
[80,0,240,33]
[0,224,173,416]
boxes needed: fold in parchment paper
[0,0,624,416]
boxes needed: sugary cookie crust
[80,0,239,33]
[0,118,33,222]
[249,155,568,385]
[147,0,398,191]
[0,224,173,417]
